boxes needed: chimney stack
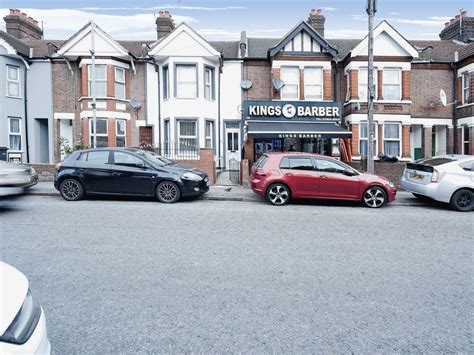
[156,11,175,40]
[307,9,326,37]
[439,10,473,43]
[3,9,43,40]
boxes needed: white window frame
[175,64,198,99]
[345,72,351,102]
[382,68,402,101]
[88,64,107,97]
[358,68,378,102]
[114,67,126,100]
[280,66,300,100]
[116,119,126,147]
[383,122,402,158]
[462,73,470,105]
[177,119,198,152]
[8,117,22,151]
[204,66,215,100]
[205,120,215,148]
[162,65,169,100]
[359,121,378,157]
[89,118,109,147]
[6,65,21,98]
[304,67,323,101]
[462,125,470,155]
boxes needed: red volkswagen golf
[250,152,397,208]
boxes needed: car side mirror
[136,162,146,169]
[342,168,357,176]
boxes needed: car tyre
[266,183,291,206]
[59,178,84,201]
[450,189,473,212]
[362,186,387,208]
[156,181,181,203]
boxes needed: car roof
[265,152,327,158]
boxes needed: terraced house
[0,8,472,176]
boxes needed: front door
[225,128,240,169]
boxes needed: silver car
[401,155,474,212]
[0,161,38,201]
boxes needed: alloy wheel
[456,191,472,208]
[60,180,81,201]
[268,184,289,206]
[158,182,179,203]
[363,187,386,208]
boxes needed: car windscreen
[136,151,172,166]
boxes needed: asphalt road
[1,195,473,353]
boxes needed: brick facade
[350,69,358,100]
[402,125,410,158]
[323,69,332,100]
[402,70,410,100]
[244,61,272,100]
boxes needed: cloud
[389,12,400,15]
[320,7,337,11]
[325,29,368,39]
[77,5,247,11]
[387,17,447,26]
[0,8,196,40]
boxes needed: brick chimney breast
[3,9,43,40]
[307,8,326,37]
[156,10,175,40]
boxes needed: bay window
[175,64,197,98]
[88,64,107,97]
[383,123,401,157]
[359,121,377,157]
[89,118,108,147]
[115,67,125,100]
[204,66,215,100]
[383,68,401,101]
[8,117,21,150]
[462,73,470,105]
[177,120,198,152]
[358,68,377,101]
[280,66,299,100]
[304,67,323,100]
[116,119,126,147]
[7,65,20,97]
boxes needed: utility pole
[366,0,376,173]
[90,21,97,148]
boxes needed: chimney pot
[307,8,325,37]
[450,18,455,24]
[455,14,460,21]
[4,9,43,39]
[444,21,449,27]
[28,16,34,23]
[156,10,175,39]
[21,12,27,18]
[460,10,468,17]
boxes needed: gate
[228,158,241,184]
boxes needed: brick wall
[323,69,332,100]
[299,69,304,100]
[402,125,410,158]
[402,70,410,100]
[29,163,56,181]
[377,70,383,100]
[351,123,359,156]
[349,161,406,187]
[350,69,358,100]
[244,61,272,100]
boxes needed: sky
[0,0,472,41]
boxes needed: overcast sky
[0,0,472,41]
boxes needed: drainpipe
[24,65,30,163]
[217,56,222,169]
[451,60,458,154]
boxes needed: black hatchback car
[54,148,210,203]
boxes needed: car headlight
[388,182,395,188]
[29,167,36,174]
[0,290,42,345]
[181,172,202,181]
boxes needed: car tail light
[431,169,445,183]
[55,162,62,170]
[255,168,267,177]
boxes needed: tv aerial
[272,78,285,91]
[431,89,455,108]
[240,80,252,90]
[130,99,141,109]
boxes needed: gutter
[451,59,458,153]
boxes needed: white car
[0,262,51,354]
[401,155,474,212]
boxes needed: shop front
[242,100,351,163]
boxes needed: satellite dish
[240,80,253,90]
[272,78,285,91]
[439,89,447,107]
[130,99,141,109]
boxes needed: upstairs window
[115,67,125,100]
[175,64,197,98]
[462,73,470,105]
[7,65,20,97]
[88,64,107,97]
[204,66,215,100]
[304,67,323,100]
[383,68,401,101]
[358,68,377,101]
[162,65,169,100]
[280,66,299,100]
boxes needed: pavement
[27,181,431,206]
[2,195,472,353]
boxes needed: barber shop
[242,100,352,164]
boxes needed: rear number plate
[409,172,424,180]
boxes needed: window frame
[304,67,323,101]
[176,119,198,152]
[174,63,198,99]
[382,68,402,101]
[162,65,169,100]
[8,116,22,151]
[89,118,109,147]
[280,66,300,100]
[462,73,470,105]
[205,119,215,149]
[6,65,21,98]
[462,125,470,155]
[88,64,107,97]
[204,65,215,100]
[114,67,126,100]
[358,67,378,102]
[115,119,126,147]
[383,122,402,158]
[359,121,378,157]
[313,157,347,174]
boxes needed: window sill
[6,95,22,99]
[79,96,130,103]
[344,99,411,106]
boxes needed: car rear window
[79,151,110,164]
[255,155,269,168]
[415,157,457,166]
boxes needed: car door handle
[112,172,122,176]
[320,175,328,179]
[285,173,293,176]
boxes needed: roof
[458,42,474,62]
[0,30,31,56]
[247,37,279,58]
[209,40,239,59]
[411,40,466,63]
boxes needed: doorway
[225,122,240,169]
[36,118,49,163]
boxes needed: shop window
[280,66,299,100]
[116,119,126,147]
[462,126,470,154]
[359,121,378,157]
[115,67,125,100]
[304,67,323,100]
[204,66,215,100]
[462,73,470,105]
[88,64,107,97]
[162,65,169,99]
[383,68,401,101]
[8,117,21,150]
[383,123,401,157]
[6,65,20,97]
[205,120,214,148]
[175,64,197,98]
[358,68,377,101]
[177,120,198,151]
[89,118,108,147]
